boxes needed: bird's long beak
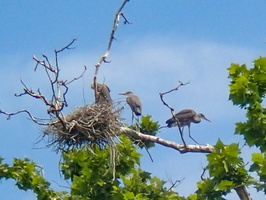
[203,116,211,122]
[119,93,126,95]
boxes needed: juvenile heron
[119,91,142,123]
[91,82,112,106]
[166,109,210,144]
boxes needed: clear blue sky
[1,1,266,199]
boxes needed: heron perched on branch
[166,109,210,144]
[119,91,142,123]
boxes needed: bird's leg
[177,125,187,148]
[135,115,141,131]
[188,125,199,144]
[131,111,134,125]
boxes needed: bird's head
[198,113,211,122]
[119,91,133,96]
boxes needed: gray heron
[91,82,112,106]
[166,109,210,144]
[119,91,142,123]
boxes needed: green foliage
[195,140,250,199]
[5,55,266,200]
[120,168,184,200]
[249,153,266,193]
[132,115,160,149]
[0,116,183,200]
[60,135,183,199]
[0,157,65,200]
[228,57,266,150]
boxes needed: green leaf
[252,153,264,164]
[218,180,234,190]
[123,191,135,200]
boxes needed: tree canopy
[1,1,266,200]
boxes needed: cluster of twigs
[0,38,123,151]
[0,1,131,152]
[14,38,86,126]
[44,103,122,151]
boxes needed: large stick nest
[44,103,122,150]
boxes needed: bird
[119,91,142,123]
[91,82,112,106]
[166,109,210,144]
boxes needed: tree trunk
[234,185,252,200]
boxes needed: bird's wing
[166,109,195,124]
[175,109,195,119]
[127,95,142,115]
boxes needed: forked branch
[0,109,51,126]
[3,39,86,129]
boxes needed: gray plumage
[166,109,210,144]
[119,91,142,116]
[91,82,112,106]
[166,109,210,127]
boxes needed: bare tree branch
[55,38,77,54]
[159,81,189,111]
[167,177,184,191]
[93,0,130,102]
[66,66,87,85]
[0,109,50,125]
[200,167,207,181]
[15,80,51,106]
[120,13,131,24]
[5,39,86,131]
[119,127,215,154]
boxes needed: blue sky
[1,1,266,199]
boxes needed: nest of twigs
[44,103,122,150]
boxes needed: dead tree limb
[119,127,214,154]
[0,109,51,125]
[6,39,86,129]
[93,0,130,102]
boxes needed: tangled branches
[45,103,122,151]
[0,0,132,153]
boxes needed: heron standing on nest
[119,91,142,124]
[166,109,210,144]
[91,82,112,106]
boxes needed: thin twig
[55,38,77,54]
[34,164,45,177]
[167,177,184,191]
[15,80,51,106]
[200,167,207,181]
[120,13,131,24]
[9,39,84,132]
[66,66,87,85]
[0,109,50,125]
